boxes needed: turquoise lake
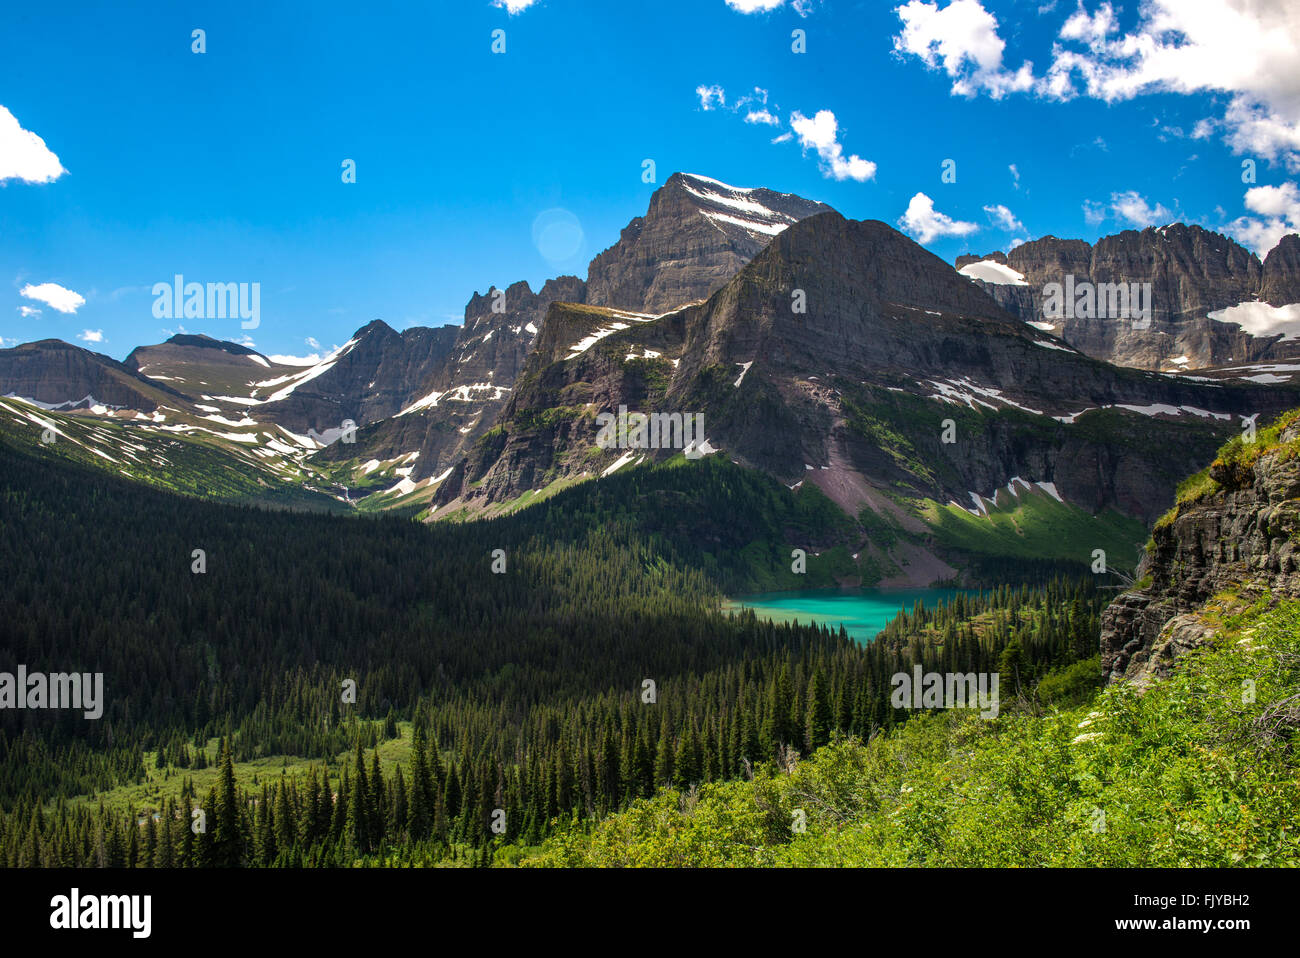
[725,588,977,642]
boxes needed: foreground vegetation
[529,600,1300,867]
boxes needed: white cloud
[724,0,816,12]
[20,282,84,314]
[268,352,326,367]
[0,105,66,184]
[305,336,322,351]
[1042,0,1300,170]
[898,192,978,243]
[1242,181,1300,220]
[1082,199,1106,226]
[77,329,103,343]
[696,85,726,111]
[1226,181,1300,255]
[17,305,41,317]
[789,109,876,181]
[724,0,786,11]
[1009,237,1027,249]
[695,86,873,179]
[1109,190,1173,228]
[491,0,539,13]
[893,0,1035,99]
[894,0,1300,170]
[984,203,1024,231]
[1009,163,1020,188]
[1058,2,1118,46]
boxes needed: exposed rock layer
[1101,419,1300,684]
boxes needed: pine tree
[211,739,244,867]
[804,669,832,754]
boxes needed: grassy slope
[526,598,1300,867]
[917,486,1147,571]
[62,722,412,817]
[0,398,346,512]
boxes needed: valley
[3,171,1299,874]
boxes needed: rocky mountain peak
[963,224,1300,371]
[583,172,830,314]
[1262,233,1300,306]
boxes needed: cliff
[1101,410,1300,684]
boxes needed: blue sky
[2,0,1298,362]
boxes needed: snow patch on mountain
[255,338,358,402]
[958,260,1029,286]
[1054,403,1232,424]
[1208,301,1300,341]
[701,210,789,237]
[923,377,1044,416]
[565,322,631,359]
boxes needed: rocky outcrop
[1100,416,1300,685]
[960,225,1300,371]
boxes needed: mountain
[1101,408,1300,684]
[432,210,1300,583]
[123,332,311,430]
[241,320,460,437]
[312,173,832,496]
[310,277,587,492]
[0,338,191,413]
[584,172,833,312]
[958,225,1300,372]
[8,174,1296,577]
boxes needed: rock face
[438,211,1300,524]
[253,320,459,434]
[585,173,832,313]
[1100,417,1300,685]
[1261,234,1300,306]
[317,278,587,475]
[0,339,189,412]
[318,173,830,480]
[960,225,1300,370]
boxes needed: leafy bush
[529,601,1300,867]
